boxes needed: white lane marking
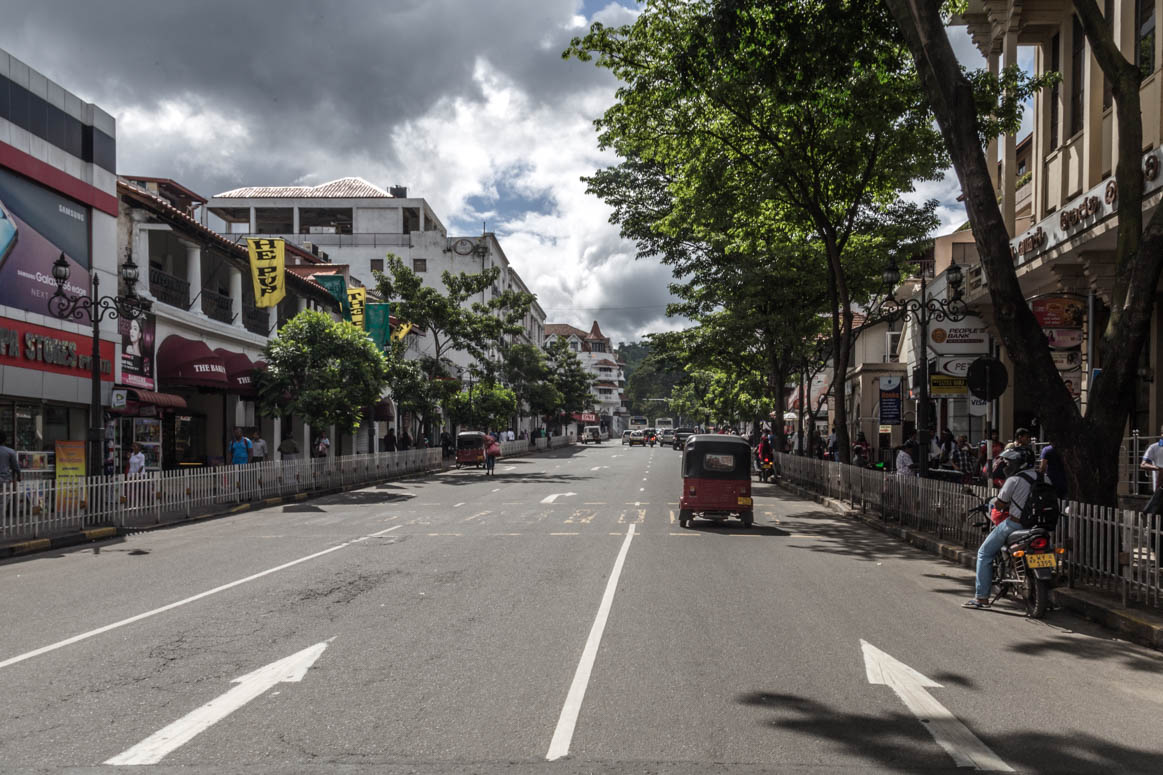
[547,524,636,761]
[639,488,645,492]
[453,502,466,508]
[504,466,516,471]
[590,466,609,471]
[106,640,331,765]
[540,492,576,504]
[462,511,490,522]
[0,526,400,672]
[492,488,500,493]
[861,640,1012,772]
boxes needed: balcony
[243,306,269,336]
[202,289,233,324]
[221,232,413,250]
[149,267,190,309]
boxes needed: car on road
[673,427,695,449]
[580,425,603,444]
[621,430,631,445]
[628,430,646,447]
[660,428,675,445]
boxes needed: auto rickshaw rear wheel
[740,513,753,528]
[679,509,693,528]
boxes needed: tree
[256,309,388,434]
[543,337,594,426]
[501,343,553,429]
[567,0,944,461]
[382,346,454,437]
[375,254,534,376]
[447,382,518,433]
[886,0,1163,502]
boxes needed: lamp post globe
[947,261,964,292]
[882,263,901,288]
[52,253,70,287]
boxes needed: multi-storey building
[543,321,627,434]
[206,179,545,375]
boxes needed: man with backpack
[963,447,1058,610]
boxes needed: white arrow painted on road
[860,640,1012,772]
[540,492,576,504]
[590,466,609,471]
[106,640,332,766]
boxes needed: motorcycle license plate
[1025,553,1056,569]
[737,496,752,506]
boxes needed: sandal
[961,598,991,609]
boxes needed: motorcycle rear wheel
[1023,575,1050,619]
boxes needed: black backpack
[1019,471,1060,530]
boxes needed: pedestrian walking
[1039,440,1069,500]
[251,430,268,464]
[1139,426,1163,514]
[400,431,412,451]
[314,431,331,458]
[127,442,147,509]
[383,428,397,453]
[0,431,21,528]
[278,435,300,459]
[229,428,252,465]
[484,432,501,476]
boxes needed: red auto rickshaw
[678,434,753,528]
[455,431,487,469]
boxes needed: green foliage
[967,64,1060,145]
[256,309,388,434]
[375,254,534,373]
[447,382,517,432]
[544,337,594,417]
[614,341,649,380]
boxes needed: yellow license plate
[1025,553,1056,569]
[737,497,753,506]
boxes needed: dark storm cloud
[0,0,618,192]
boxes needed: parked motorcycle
[966,494,1064,619]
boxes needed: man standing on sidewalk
[0,431,20,528]
[251,431,268,464]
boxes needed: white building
[543,321,627,434]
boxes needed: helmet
[999,447,1034,479]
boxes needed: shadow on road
[429,471,595,486]
[686,521,790,537]
[736,690,1162,774]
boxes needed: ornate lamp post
[877,257,967,478]
[48,251,152,476]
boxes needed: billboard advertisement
[0,166,91,316]
[119,312,156,390]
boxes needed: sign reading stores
[0,316,114,380]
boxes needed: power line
[541,303,674,311]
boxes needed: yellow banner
[55,440,86,512]
[391,321,413,342]
[246,238,286,308]
[347,287,367,329]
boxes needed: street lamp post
[48,251,152,476]
[877,258,967,478]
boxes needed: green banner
[366,303,391,349]
[314,274,349,318]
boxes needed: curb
[779,480,1163,653]
[0,526,121,559]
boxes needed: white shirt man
[128,447,146,475]
[894,447,914,476]
[1140,431,1163,490]
[251,435,269,462]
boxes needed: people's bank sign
[927,316,990,356]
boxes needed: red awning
[158,336,229,389]
[128,389,187,409]
[213,349,258,396]
[373,398,395,421]
[571,412,598,423]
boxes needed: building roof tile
[213,176,393,199]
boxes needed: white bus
[653,417,674,432]
[628,416,648,431]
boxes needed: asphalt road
[1,441,1161,774]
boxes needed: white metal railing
[777,453,1161,608]
[0,448,440,543]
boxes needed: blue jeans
[975,518,1023,599]
[485,454,496,472]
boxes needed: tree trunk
[885,0,1163,504]
[821,245,853,464]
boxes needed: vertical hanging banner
[346,287,367,328]
[391,321,414,342]
[878,376,902,425]
[365,303,391,348]
[313,274,348,314]
[245,238,286,308]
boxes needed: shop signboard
[878,376,902,425]
[119,312,156,390]
[111,388,128,409]
[1031,294,1084,399]
[1032,296,1085,329]
[0,167,92,316]
[1051,349,1082,371]
[936,356,977,378]
[1046,328,1083,349]
[969,396,989,416]
[927,316,990,355]
[55,440,86,511]
[929,374,969,396]
[0,315,114,382]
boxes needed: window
[412,258,427,273]
[1138,0,1156,76]
[1103,0,1114,109]
[1070,15,1086,137]
[1017,160,1027,176]
[591,342,605,353]
[570,339,579,352]
[1049,32,1061,150]
[370,258,384,273]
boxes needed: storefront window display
[0,401,88,479]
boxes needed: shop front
[156,334,229,468]
[0,314,115,479]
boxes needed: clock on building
[452,238,475,255]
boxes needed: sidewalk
[780,479,1163,652]
[0,440,574,561]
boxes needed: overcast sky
[1,1,1022,346]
